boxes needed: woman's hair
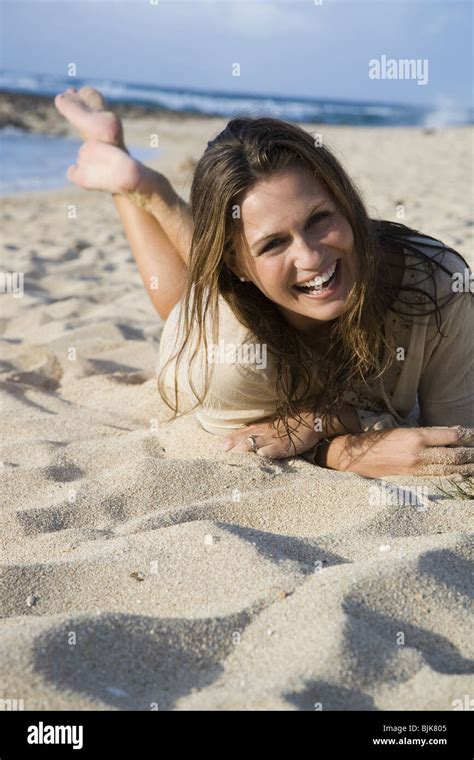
[157,116,471,451]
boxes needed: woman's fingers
[254,442,294,460]
[229,436,260,453]
[420,426,474,447]
[221,420,276,450]
[416,463,474,476]
[228,432,281,454]
[414,428,474,473]
[222,424,293,455]
[419,446,474,465]
[222,428,262,452]
[225,432,303,458]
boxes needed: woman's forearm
[120,164,194,266]
[315,434,353,470]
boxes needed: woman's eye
[260,212,332,254]
[262,237,285,253]
[309,211,331,226]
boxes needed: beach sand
[1,95,473,710]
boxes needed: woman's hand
[220,404,360,460]
[221,412,319,459]
[318,425,474,477]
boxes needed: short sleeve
[418,290,474,426]
[196,359,279,435]
[157,294,280,432]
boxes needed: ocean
[2,70,473,127]
[0,127,157,196]
[1,70,472,196]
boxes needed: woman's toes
[54,90,81,115]
[54,89,124,147]
[66,164,78,183]
[78,86,107,111]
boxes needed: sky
[1,0,473,107]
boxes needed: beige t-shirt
[157,236,473,436]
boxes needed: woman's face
[233,165,357,332]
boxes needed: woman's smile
[291,258,342,298]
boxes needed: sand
[0,95,473,710]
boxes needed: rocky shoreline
[0,90,212,136]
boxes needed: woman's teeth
[295,260,338,291]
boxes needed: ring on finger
[246,434,259,453]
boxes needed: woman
[55,86,474,478]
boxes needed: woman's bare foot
[54,86,126,149]
[66,139,143,194]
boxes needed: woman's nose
[292,237,325,270]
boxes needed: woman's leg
[118,167,193,267]
[55,86,188,319]
[113,192,187,320]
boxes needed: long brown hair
[157,116,470,451]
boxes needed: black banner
[0,710,471,757]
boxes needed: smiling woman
[154,117,473,475]
[54,90,474,477]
